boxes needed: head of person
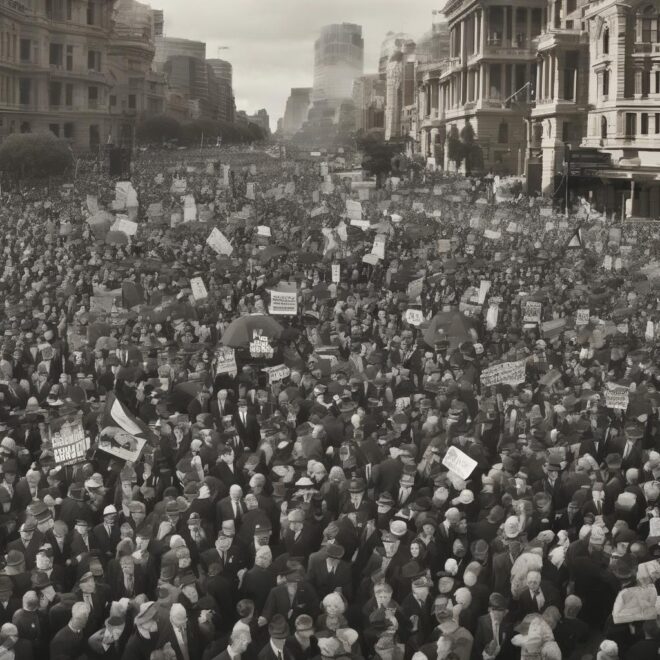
[70,602,90,631]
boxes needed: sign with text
[263,364,290,384]
[605,388,629,411]
[207,228,233,256]
[371,235,386,260]
[190,277,208,301]
[523,301,542,323]
[331,264,340,283]
[269,290,298,315]
[50,413,88,466]
[480,359,526,387]
[442,446,478,480]
[576,308,590,326]
[214,347,237,377]
[249,332,274,359]
[405,309,424,326]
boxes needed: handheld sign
[443,446,478,480]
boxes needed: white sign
[438,239,451,253]
[183,194,197,222]
[523,301,543,323]
[350,219,370,231]
[257,225,272,238]
[477,280,491,305]
[190,277,208,301]
[576,309,590,326]
[346,199,362,222]
[111,216,138,237]
[539,207,553,217]
[484,229,501,240]
[222,165,230,186]
[263,364,290,384]
[269,290,298,315]
[480,360,526,387]
[486,303,498,330]
[371,235,386,260]
[405,309,424,326]
[331,264,340,284]
[442,446,478,480]
[605,388,629,411]
[206,228,233,256]
[246,182,255,200]
[215,347,237,376]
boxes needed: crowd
[0,143,657,660]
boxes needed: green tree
[0,133,73,179]
[135,115,182,144]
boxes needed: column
[537,58,542,101]
[551,53,557,100]
[474,12,479,55]
[635,69,643,97]
[482,7,489,50]
[503,6,509,44]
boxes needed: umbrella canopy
[105,231,129,246]
[95,336,118,351]
[423,310,476,347]
[221,314,284,348]
[259,246,288,263]
[171,381,204,413]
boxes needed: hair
[71,601,90,618]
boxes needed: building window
[87,0,96,26]
[49,82,62,107]
[656,71,660,93]
[20,121,31,133]
[641,112,649,134]
[49,124,60,137]
[88,85,98,108]
[602,70,609,97]
[19,39,30,62]
[65,83,73,106]
[87,50,101,71]
[602,27,609,55]
[49,43,64,67]
[18,78,30,105]
[89,124,100,148]
[641,6,658,43]
[46,0,65,21]
[109,95,116,107]
[642,71,651,96]
[128,94,136,109]
[63,122,74,139]
[625,112,637,137]
[498,121,509,144]
[656,113,660,134]
[601,115,608,139]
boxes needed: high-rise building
[282,87,311,137]
[353,74,385,133]
[207,59,235,122]
[312,23,364,102]
[0,0,117,149]
[381,35,417,141]
[154,36,206,68]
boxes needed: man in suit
[619,421,644,472]
[258,614,289,660]
[283,509,319,567]
[92,505,120,563]
[553,595,590,660]
[241,546,276,616]
[49,601,90,660]
[233,399,260,451]
[212,447,244,490]
[74,571,108,638]
[261,566,320,627]
[7,520,44,571]
[200,531,246,585]
[211,628,251,660]
[471,593,515,660]
[157,602,200,660]
[210,389,235,427]
[216,484,246,529]
[516,569,560,617]
[305,542,353,601]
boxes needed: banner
[480,359,526,387]
[49,413,88,466]
[263,364,290,384]
[576,308,590,326]
[332,264,340,283]
[206,228,233,256]
[405,309,424,326]
[605,388,629,411]
[190,277,208,301]
[523,301,542,323]
[442,446,478,480]
[214,347,237,377]
[269,290,298,315]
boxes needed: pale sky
[149,0,443,130]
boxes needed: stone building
[353,73,385,134]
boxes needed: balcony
[483,38,535,58]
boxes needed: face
[410,542,421,558]
[375,590,392,608]
[527,572,541,590]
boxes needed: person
[123,601,159,660]
[49,601,90,660]
[210,628,251,660]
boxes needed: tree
[0,133,73,179]
[446,125,463,171]
[135,115,182,144]
[460,121,484,174]
[358,133,400,187]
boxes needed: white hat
[103,505,117,516]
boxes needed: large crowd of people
[0,144,658,660]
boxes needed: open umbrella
[105,231,129,246]
[221,314,284,348]
[423,311,476,347]
[259,246,288,263]
[171,381,204,413]
[95,336,118,351]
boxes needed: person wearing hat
[260,561,320,627]
[619,421,644,472]
[87,600,131,660]
[306,542,352,601]
[210,627,252,660]
[92,505,120,562]
[233,398,260,452]
[7,519,43,571]
[49,600,90,660]
[123,601,159,660]
[257,613,288,660]
[472,593,514,660]
[283,509,316,564]
[0,575,18,627]
[75,571,107,637]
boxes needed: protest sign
[523,301,542,323]
[98,429,146,463]
[603,255,612,270]
[190,277,208,301]
[646,320,655,341]
[214,347,237,377]
[484,229,501,240]
[331,264,340,283]
[486,304,498,330]
[576,309,590,326]
[269,290,298,315]
[346,199,362,221]
[637,559,660,585]
[111,216,138,237]
[605,388,629,411]
[539,207,553,217]
[257,226,272,238]
[49,413,88,466]
[183,194,197,222]
[249,332,274,358]
[350,219,370,231]
[405,309,424,326]
[612,585,657,624]
[477,280,491,305]
[263,364,290,384]
[246,182,255,200]
[395,396,411,411]
[480,360,526,387]
[438,239,451,253]
[442,446,478,480]
[206,228,233,256]
[371,235,386,260]
[407,277,425,300]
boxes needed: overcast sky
[150,0,442,129]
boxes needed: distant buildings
[237,108,270,134]
[282,87,311,137]
[353,74,385,133]
[207,59,235,122]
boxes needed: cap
[102,505,117,516]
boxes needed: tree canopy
[0,133,73,179]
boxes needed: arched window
[601,115,608,139]
[603,26,609,55]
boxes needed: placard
[645,321,655,341]
[484,229,501,240]
[541,318,567,338]
[257,226,272,238]
[246,182,255,200]
[263,364,290,384]
[183,194,197,222]
[486,304,498,330]
[249,332,274,358]
[214,347,237,377]
[603,255,612,270]
[605,388,629,411]
[331,264,340,284]
[190,277,208,301]
[539,207,553,217]
[438,239,451,253]
[523,301,542,323]
[222,165,230,187]
[49,413,88,466]
[346,199,362,222]
[98,428,146,463]
[477,280,491,305]
[576,309,590,326]
[442,446,478,480]
[480,359,526,387]
[206,228,233,256]
[269,290,298,315]
[395,396,411,411]
[350,219,370,231]
[371,235,386,260]
[111,217,138,237]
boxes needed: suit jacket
[157,620,201,660]
[471,614,514,660]
[122,631,158,660]
[261,581,320,625]
[283,526,320,566]
[306,558,353,601]
[517,581,560,617]
[232,411,260,451]
[216,496,247,528]
[240,565,275,614]
[50,624,87,660]
[212,463,244,491]
[7,531,45,570]
[92,523,120,561]
[210,398,236,426]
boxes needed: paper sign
[486,304,498,330]
[214,347,237,376]
[484,229,501,240]
[183,194,197,222]
[477,280,491,305]
[576,309,590,326]
[540,207,553,217]
[645,321,655,341]
[250,164,257,176]
[438,239,451,253]
[111,217,138,237]
[405,309,424,326]
[523,302,542,323]
[346,199,362,221]
[480,360,527,387]
[605,388,629,411]
[246,182,255,200]
[206,228,233,256]
[50,413,88,466]
[395,396,411,411]
[190,277,208,301]
[407,277,425,300]
[331,264,340,284]
[506,222,518,233]
[371,235,386,260]
[98,427,146,463]
[263,364,290,384]
[269,290,298,315]
[442,446,478,480]
[249,332,274,358]
[257,226,272,238]
[545,221,556,232]
[603,255,612,270]
[350,219,370,231]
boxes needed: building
[281,87,311,137]
[0,0,117,150]
[312,23,364,103]
[153,35,205,67]
[352,73,385,133]
[580,0,660,218]
[107,0,166,147]
[207,58,235,122]
[417,0,546,173]
[380,34,417,141]
[238,108,270,134]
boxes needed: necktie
[624,442,632,459]
[277,653,283,660]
